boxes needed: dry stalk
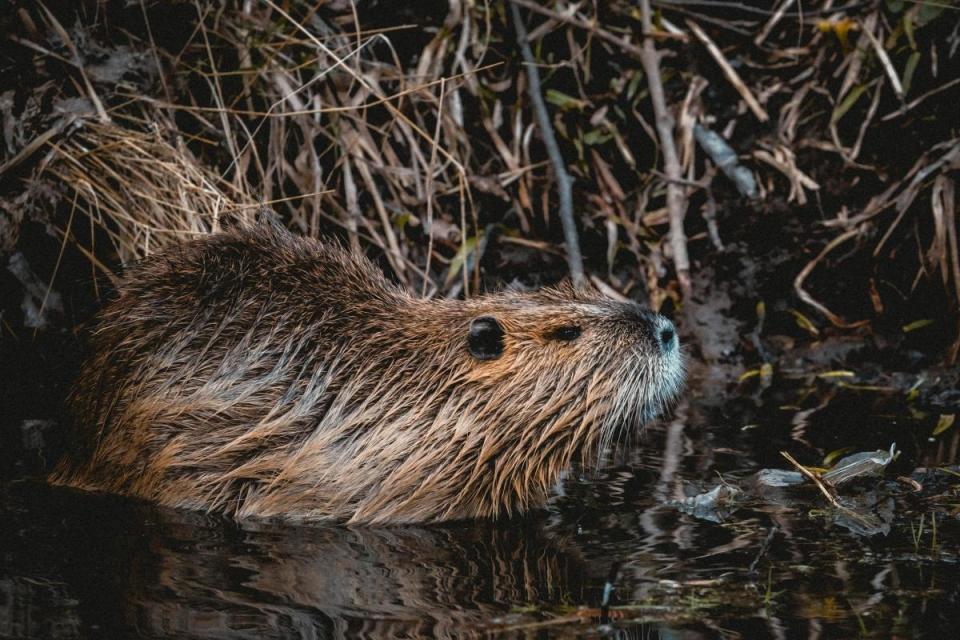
[780,451,843,509]
[639,0,690,297]
[46,120,257,270]
[686,19,769,123]
[793,227,869,329]
[509,1,585,287]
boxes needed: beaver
[51,221,684,524]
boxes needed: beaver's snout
[654,315,678,354]
[621,305,678,355]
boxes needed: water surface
[2,374,958,638]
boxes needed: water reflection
[2,380,959,638]
[2,483,596,638]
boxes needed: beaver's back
[56,224,403,510]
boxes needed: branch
[638,0,691,297]
[509,1,585,287]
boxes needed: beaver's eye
[549,326,582,342]
[468,316,504,360]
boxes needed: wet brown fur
[51,222,684,524]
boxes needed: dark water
[2,373,959,639]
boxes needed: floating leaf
[822,444,898,486]
[668,482,742,523]
[755,468,805,488]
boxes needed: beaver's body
[52,223,684,524]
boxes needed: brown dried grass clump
[47,120,257,273]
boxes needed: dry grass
[2,0,958,356]
[47,119,259,268]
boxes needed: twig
[590,275,630,302]
[639,0,691,297]
[857,17,904,103]
[780,451,842,509]
[509,1,585,287]
[686,19,770,122]
[0,121,67,176]
[423,78,446,297]
[753,146,819,205]
[937,176,959,364]
[510,0,685,57]
[874,142,960,255]
[881,77,960,122]
[793,227,869,328]
[702,185,724,251]
[37,2,111,124]
[754,0,797,46]
[261,0,467,176]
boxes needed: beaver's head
[319,285,685,523]
[459,287,684,430]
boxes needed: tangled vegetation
[1,0,958,365]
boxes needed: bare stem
[638,0,691,297]
[509,1,585,288]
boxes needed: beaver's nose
[624,305,677,353]
[657,317,677,352]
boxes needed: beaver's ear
[468,316,504,360]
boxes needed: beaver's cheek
[461,356,517,384]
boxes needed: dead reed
[1,0,957,358]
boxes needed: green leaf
[917,1,946,27]
[831,84,869,124]
[903,11,916,49]
[788,309,820,337]
[443,235,479,287]
[545,89,586,111]
[392,212,412,230]
[583,128,613,146]
[627,69,644,101]
[902,318,934,332]
[902,51,921,95]
[933,414,956,436]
